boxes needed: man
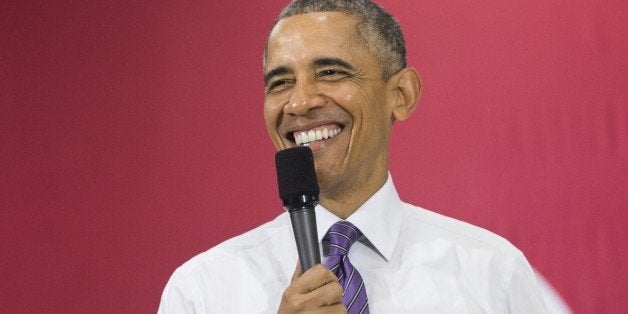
[159,0,547,313]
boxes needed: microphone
[275,146,321,272]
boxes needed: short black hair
[266,0,407,80]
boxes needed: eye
[266,79,292,94]
[316,69,349,81]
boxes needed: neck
[319,172,388,219]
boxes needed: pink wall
[2,1,627,312]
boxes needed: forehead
[265,12,368,69]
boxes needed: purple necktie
[324,221,369,314]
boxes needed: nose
[284,80,325,116]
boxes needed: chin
[314,167,344,193]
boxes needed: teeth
[293,127,341,146]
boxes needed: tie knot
[326,221,362,256]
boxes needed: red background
[2,1,627,313]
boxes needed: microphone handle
[289,206,321,272]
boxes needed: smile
[294,126,341,146]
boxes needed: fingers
[307,279,344,307]
[292,264,339,293]
[279,263,345,313]
[316,303,347,314]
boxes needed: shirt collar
[315,173,402,261]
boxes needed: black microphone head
[275,146,319,209]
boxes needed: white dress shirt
[159,175,547,313]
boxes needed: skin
[278,263,346,313]
[264,12,421,312]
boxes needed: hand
[278,262,346,313]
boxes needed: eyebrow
[312,57,355,71]
[264,66,290,86]
[263,57,356,86]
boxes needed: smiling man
[263,9,417,221]
[159,1,547,313]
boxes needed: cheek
[263,104,285,149]
[263,100,281,130]
[341,93,355,103]
[327,87,362,119]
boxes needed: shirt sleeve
[158,270,205,314]
[503,254,549,314]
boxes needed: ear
[388,67,422,121]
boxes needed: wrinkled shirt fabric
[159,175,547,313]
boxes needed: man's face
[264,12,396,199]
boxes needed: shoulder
[398,202,523,257]
[173,212,295,281]
[395,202,547,312]
[158,212,296,313]
[395,203,525,291]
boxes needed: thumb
[290,260,302,282]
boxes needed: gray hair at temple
[265,0,407,81]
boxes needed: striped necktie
[324,221,369,314]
